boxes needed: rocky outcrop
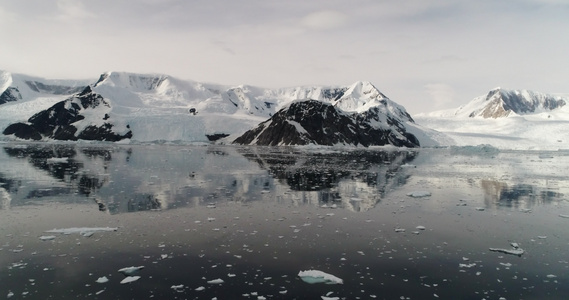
[2,86,132,141]
[0,87,21,105]
[233,100,419,147]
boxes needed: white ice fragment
[499,263,512,268]
[46,227,118,234]
[120,276,141,284]
[546,274,557,278]
[559,214,569,219]
[489,245,524,257]
[406,191,431,198]
[95,276,109,283]
[7,292,14,298]
[39,235,56,241]
[415,226,426,230]
[46,157,69,164]
[228,273,236,277]
[207,278,224,284]
[395,228,405,233]
[537,236,547,239]
[459,263,477,268]
[475,207,485,211]
[171,284,184,291]
[322,297,339,300]
[118,266,144,275]
[95,289,105,295]
[195,286,205,291]
[298,270,343,284]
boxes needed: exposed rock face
[467,88,566,118]
[0,87,21,105]
[3,86,132,141]
[233,100,419,147]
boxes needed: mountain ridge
[0,70,429,146]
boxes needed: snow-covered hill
[1,70,435,146]
[415,88,569,150]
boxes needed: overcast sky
[0,0,567,114]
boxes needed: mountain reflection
[238,148,417,211]
[481,179,563,210]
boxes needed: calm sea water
[0,144,568,299]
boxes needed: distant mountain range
[1,69,568,149]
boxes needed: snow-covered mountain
[415,88,569,150]
[233,100,421,147]
[453,87,566,118]
[1,70,435,146]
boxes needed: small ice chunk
[416,226,426,230]
[395,228,405,233]
[7,292,14,298]
[322,297,339,300]
[171,284,184,291]
[546,274,557,278]
[120,276,141,284]
[459,263,477,268]
[118,266,144,275]
[475,207,485,211]
[46,227,118,234]
[46,157,69,164]
[95,276,109,283]
[406,191,431,198]
[207,278,224,284]
[559,214,569,218]
[39,235,56,241]
[195,286,205,291]
[298,270,343,285]
[489,244,524,257]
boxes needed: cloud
[56,0,95,22]
[300,10,348,30]
[425,83,455,108]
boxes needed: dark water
[0,144,568,299]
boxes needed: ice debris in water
[406,191,431,198]
[118,266,145,275]
[489,242,524,257]
[298,270,343,284]
[559,214,569,219]
[95,276,109,283]
[207,278,224,284]
[120,276,141,284]
[45,227,118,235]
[46,157,69,164]
[39,235,56,241]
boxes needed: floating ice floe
[171,284,184,291]
[207,278,224,284]
[459,263,477,268]
[46,157,69,164]
[416,226,426,230]
[559,214,569,219]
[39,235,56,241]
[406,191,431,198]
[95,276,109,283]
[120,276,141,284]
[298,270,343,285]
[322,297,340,300]
[118,266,145,276]
[489,242,525,257]
[45,227,118,236]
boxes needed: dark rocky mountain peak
[233,100,419,147]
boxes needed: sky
[0,0,567,114]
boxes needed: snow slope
[1,70,434,145]
[415,88,569,150]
